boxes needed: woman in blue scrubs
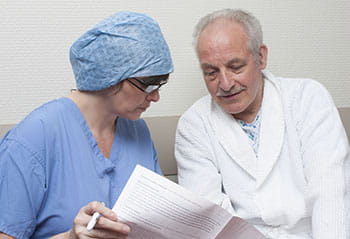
[0,11,173,239]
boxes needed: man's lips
[223,91,242,98]
[216,88,245,97]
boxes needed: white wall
[0,0,349,124]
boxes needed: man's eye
[204,71,217,77]
[231,65,244,72]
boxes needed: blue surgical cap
[69,11,174,91]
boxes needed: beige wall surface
[0,0,350,125]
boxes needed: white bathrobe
[175,70,349,239]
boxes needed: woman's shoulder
[3,98,75,152]
[117,117,151,140]
[17,98,73,124]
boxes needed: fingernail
[123,225,130,233]
[110,211,117,220]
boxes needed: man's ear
[258,44,268,69]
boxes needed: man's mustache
[216,87,246,97]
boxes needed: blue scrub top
[0,98,162,239]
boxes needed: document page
[112,165,232,239]
[215,217,266,239]
[112,165,265,239]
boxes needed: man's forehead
[200,57,246,69]
[198,23,249,54]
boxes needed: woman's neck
[66,91,117,135]
[67,91,117,158]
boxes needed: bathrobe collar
[210,70,285,186]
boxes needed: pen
[86,202,104,231]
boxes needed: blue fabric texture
[70,11,174,91]
[0,98,162,238]
[237,109,262,157]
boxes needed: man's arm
[295,80,349,239]
[175,109,235,215]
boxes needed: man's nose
[219,71,235,91]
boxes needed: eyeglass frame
[126,77,168,94]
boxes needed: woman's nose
[146,90,160,102]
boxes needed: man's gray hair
[193,9,263,63]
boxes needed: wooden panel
[338,107,350,141]
[0,124,13,138]
[143,116,179,176]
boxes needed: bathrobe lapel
[257,71,285,187]
[211,99,257,178]
[210,71,285,184]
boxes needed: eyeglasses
[127,77,168,94]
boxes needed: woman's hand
[66,201,130,239]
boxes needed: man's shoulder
[271,75,336,115]
[272,73,324,92]
[281,77,330,101]
[177,95,213,129]
[182,95,212,118]
[267,72,329,101]
[187,94,212,111]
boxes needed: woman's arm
[0,233,15,239]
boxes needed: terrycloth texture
[0,98,162,238]
[175,70,350,238]
[70,11,173,91]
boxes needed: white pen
[86,202,104,231]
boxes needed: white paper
[112,165,265,239]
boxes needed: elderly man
[175,9,349,238]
